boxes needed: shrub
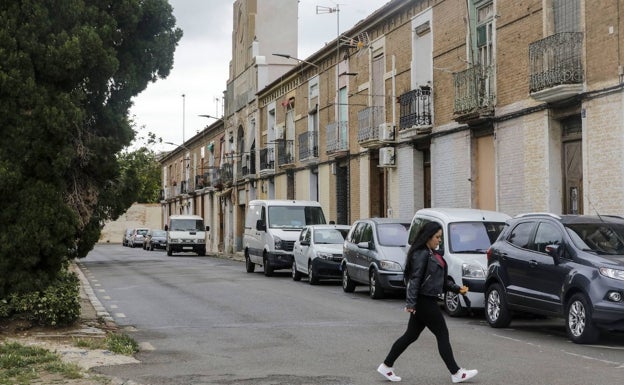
[1,269,80,327]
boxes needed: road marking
[115,313,126,318]
[103,296,111,300]
[139,342,155,351]
[110,304,118,309]
[97,289,106,293]
[562,350,623,367]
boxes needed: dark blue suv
[485,213,624,343]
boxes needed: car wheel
[263,254,274,277]
[444,290,465,317]
[369,269,385,299]
[485,283,512,328]
[198,248,206,256]
[342,267,356,293]
[308,262,319,285]
[167,246,173,256]
[566,293,600,344]
[291,262,302,281]
[245,250,255,273]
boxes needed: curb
[73,261,115,325]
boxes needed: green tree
[0,0,182,297]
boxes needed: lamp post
[198,114,223,121]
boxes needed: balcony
[277,140,295,168]
[236,151,255,182]
[357,106,385,149]
[298,131,319,164]
[215,161,233,189]
[195,166,219,191]
[398,87,432,141]
[326,121,349,157]
[529,32,584,103]
[453,64,495,124]
[259,147,275,177]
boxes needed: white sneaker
[451,368,478,383]
[377,363,401,382]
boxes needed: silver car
[341,218,411,299]
[292,224,351,284]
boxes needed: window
[507,222,534,249]
[377,223,410,247]
[533,222,563,253]
[476,1,494,67]
[554,0,580,33]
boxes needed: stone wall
[98,203,162,244]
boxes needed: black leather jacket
[405,248,460,308]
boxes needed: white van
[164,215,210,256]
[407,208,510,316]
[244,200,326,276]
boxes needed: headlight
[600,267,624,281]
[171,238,180,243]
[274,236,283,250]
[316,252,333,260]
[462,263,485,278]
[197,239,205,244]
[379,260,403,271]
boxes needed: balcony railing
[236,151,255,181]
[398,88,432,130]
[277,140,294,167]
[194,166,219,190]
[326,121,348,154]
[357,106,384,144]
[529,32,584,93]
[298,131,319,162]
[259,147,275,174]
[216,162,233,188]
[453,64,495,116]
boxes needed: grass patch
[73,332,139,356]
[0,341,83,384]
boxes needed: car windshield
[314,228,349,244]
[268,206,326,229]
[448,222,506,253]
[152,230,167,237]
[566,223,624,255]
[137,229,149,235]
[376,223,409,247]
[170,219,205,231]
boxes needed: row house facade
[161,0,624,255]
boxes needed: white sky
[129,0,388,152]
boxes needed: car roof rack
[514,212,562,219]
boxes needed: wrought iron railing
[259,147,275,172]
[529,32,584,93]
[277,140,294,166]
[453,64,495,115]
[357,106,384,142]
[326,121,348,154]
[398,88,432,130]
[236,151,255,180]
[298,131,319,161]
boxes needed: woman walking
[377,221,478,383]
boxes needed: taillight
[486,247,492,261]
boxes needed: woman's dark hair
[404,221,442,275]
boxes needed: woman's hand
[459,286,469,295]
[404,307,416,314]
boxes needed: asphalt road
[80,244,624,385]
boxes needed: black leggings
[383,296,460,374]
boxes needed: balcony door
[562,116,582,214]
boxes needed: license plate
[183,246,193,250]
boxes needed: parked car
[485,213,624,343]
[244,200,326,276]
[341,218,411,299]
[408,208,510,316]
[292,224,351,284]
[122,228,133,247]
[130,228,149,248]
[144,229,167,251]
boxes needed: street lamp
[198,114,223,121]
[272,53,319,68]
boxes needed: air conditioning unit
[379,146,396,167]
[379,123,395,142]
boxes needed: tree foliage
[0,0,182,297]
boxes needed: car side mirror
[164,225,169,231]
[545,244,562,264]
[256,219,266,231]
[205,226,210,231]
[357,241,371,249]
[300,240,310,246]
